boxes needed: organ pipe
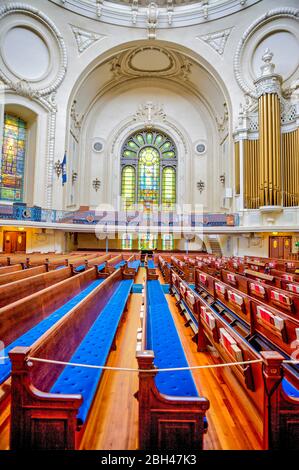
[234,141,240,195]
[282,129,299,207]
[258,93,281,206]
[254,49,283,208]
[244,139,259,209]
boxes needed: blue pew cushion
[51,279,133,424]
[147,280,198,398]
[114,260,127,269]
[0,279,104,384]
[282,378,299,398]
[74,265,85,273]
[128,260,140,272]
[132,284,143,293]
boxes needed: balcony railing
[0,203,240,228]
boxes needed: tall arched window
[121,129,176,210]
[1,114,27,202]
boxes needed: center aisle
[80,268,146,450]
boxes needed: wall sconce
[72,171,78,184]
[54,160,62,177]
[220,174,225,185]
[92,178,101,192]
[197,180,205,193]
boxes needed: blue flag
[62,151,67,185]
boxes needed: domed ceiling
[50,0,261,28]
[109,1,199,5]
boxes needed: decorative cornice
[233,7,299,99]
[199,28,232,56]
[254,75,282,98]
[49,0,261,29]
[0,3,67,97]
[70,25,105,53]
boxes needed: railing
[0,203,240,228]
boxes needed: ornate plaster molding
[233,7,299,99]
[49,0,261,29]
[133,101,166,127]
[70,25,105,53]
[199,28,232,56]
[0,3,68,97]
[108,46,192,82]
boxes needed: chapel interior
[0,0,298,451]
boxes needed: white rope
[28,355,263,372]
[1,356,298,371]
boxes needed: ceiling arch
[67,39,232,137]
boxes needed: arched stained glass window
[121,166,136,209]
[121,129,176,210]
[0,114,27,201]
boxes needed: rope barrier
[27,356,263,372]
[1,356,298,371]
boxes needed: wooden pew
[221,269,299,318]
[136,279,209,449]
[158,255,171,282]
[194,269,299,357]
[9,269,134,449]
[0,266,73,308]
[171,256,195,281]
[261,352,299,449]
[0,264,23,274]
[171,272,261,399]
[0,264,48,286]
[171,270,299,449]
[102,254,137,275]
[0,267,100,364]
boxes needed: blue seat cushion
[114,260,127,269]
[51,279,133,424]
[147,260,155,269]
[132,284,143,293]
[128,260,140,272]
[74,265,85,273]
[147,280,198,398]
[97,263,105,272]
[55,265,66,270]
[0,279,104,384]
[161,284,170,294]
[282,378,299,398]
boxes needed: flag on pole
[62,151,67,185]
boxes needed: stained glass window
[162,233,174,251]
[138,146,160,207]
[162,167,176,209]
[1,114,26,201]
[138,233,157,250]
[121,233,133,250]
[121,129,176,210]
[121,166,136,209]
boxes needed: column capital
[254,49,282,98]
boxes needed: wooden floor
[0,267,263,450]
